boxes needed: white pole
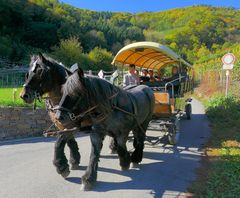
[225,70,229,97]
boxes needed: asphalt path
[0,98,210,198]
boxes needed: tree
[111,42,122,55]
[88,47,113,71]
[0,36,12,59]
[82,30,107,52]
[51,36,84,66]
[23,22,58,49]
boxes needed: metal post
[13,88,17,106]
[225,70,229,97]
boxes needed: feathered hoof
[71,164,79,170]
[61,167,70,179]
[131,162,139,168]
[80,182,93,191]
[121,165,130,171]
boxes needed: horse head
[55,68,88,128]
[55,67,118,129]
[20,53,70,103]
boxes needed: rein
[52,105,98,121]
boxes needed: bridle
[23,58,55,101]
[22,83,42,101]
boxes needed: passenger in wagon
[156,70,164,81]
[123,64,140,87]
[148,69,156,82]
[166,66,180,97]
[140,68,150,84]
[163,66,178,84]
[180,67,189,82]
[167,66,179,82]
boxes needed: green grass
[189,95,240,197]
[0,87,44,108]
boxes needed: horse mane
[30,54,72,85]
[30,54,72,74]
[63,71,120,115]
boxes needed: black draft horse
[20,53,91,177]
[55,68,154,190]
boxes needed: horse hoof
[80,183,92,191]
[131,163,139,168]
[61,167,70,178]
[121,165,130,171]
[71,164,79,170]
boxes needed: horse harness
[23,83,146,137]
[50,92,119,123]
[44,91,146,135]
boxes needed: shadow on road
[65,150,200,197]
[63,112,210,198]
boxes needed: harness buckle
[69,113,76,121]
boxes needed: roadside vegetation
[189,94,240,197]
[0,88,43,108]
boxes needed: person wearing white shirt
[123,64,140,87]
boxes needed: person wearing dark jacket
[140,68,150,84]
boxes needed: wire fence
[0,68,28,88]
[0,68,120,88]
[197,69,240,96]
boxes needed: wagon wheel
[185,103,192,120]
[167,124,177,145]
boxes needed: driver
[166,66,179,82]
[123,64,140,87]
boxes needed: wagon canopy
[112,42,191,70]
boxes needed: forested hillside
[0,0,239,72]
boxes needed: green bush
[51,37,85,66]
[88,47,114,71]
[206,95,240,126]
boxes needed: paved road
[0,98,210,198]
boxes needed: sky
[61,0,240,13]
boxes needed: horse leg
[67,134,81,170]
[131,119,150,165]
[81,130,104,191]
[131,128,145,166]
[53,134,70,178]
[108,137,118,154]
[116,134,131,170]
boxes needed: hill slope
[0,0,239,72]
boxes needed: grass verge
[189,94,240,197]
[0,87,44,108]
